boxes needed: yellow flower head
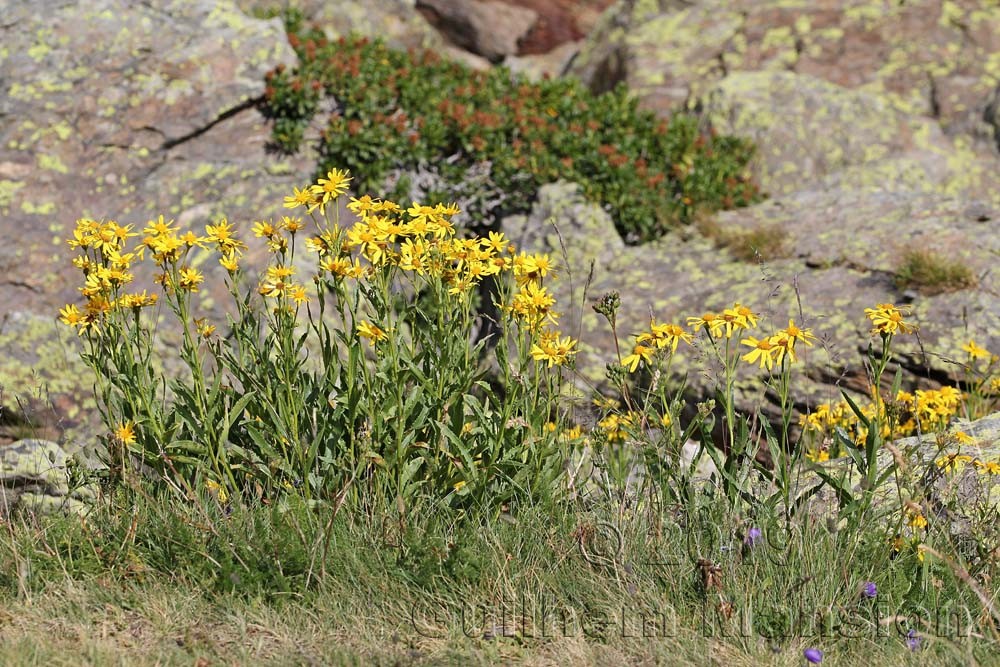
[621,343,655,373]
[637,319,693,354]
[864,303,916,336]
[687,312,726,338]
[177,267,204,292]
[960,339,990,360]
[220,253,240,273]
[973,460,1000,475]
[114,421,137,446]
[357,320,387,345]
[284,186,318,210]
[530,330,578,368]
[740,335,778,371]
[311,168,352,209]
[205,219,247,255]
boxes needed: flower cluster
[281,171,577,365]
[800,385,969,460]
[60,218,151,333]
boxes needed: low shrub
[261,17,760,242]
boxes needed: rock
[503,181,1000,423]
[569,0,1000,141]
[0,439,95,516]
[0,0,305,441]
[237,0,444,50]
[416,0,539,62]
[504,40,582,81]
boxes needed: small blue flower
[862,581,877,598]
[744,526,762,547]
[803,647,823,664]
[906,629,921,651]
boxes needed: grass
[893,247,978,295]
[696,218,788,263]
[0,489,995,665]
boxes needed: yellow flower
[905,503,928,530]
[687,312,726,338]
[770,319,817,364]
[935,453,973,473]
[177,267,204,292]
[59,304,85,329]
[973,460,1000,475]
[512,252,553,283]
[953,430,974,445]
[453,480,467,493]
[205,479,229,503]
[220,253,239,273]
[621,344,654,373]
[740,336,778,371]
[864,303,916,336]
[143,215,176,238]
[117,291,158,310]
[805,447,830,463]
[284,186,318,210]
[530,330,578,367]
[194,317,216,338]
[637,319,693,353]
[289,284,309,305]
[357,320,387,345]
[280,216,306,234]
[660,413,672,428]
[114,421,137,446]
[179,230,207,248]
[310,168,352,212]
[205,219,246,255]
[720,302,758,337]
[960,339,990,360]
[252,220,278,238]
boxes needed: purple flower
[862,581,877,598]
[744,526,762,547]
[803,648,823,664]
[906,629,921,651]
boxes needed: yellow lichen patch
[20,201,57,215]
[0,180,25,210]
[37,154,69,174]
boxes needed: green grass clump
[894,247,978,295]
[696,218,788,262]
[261,17,760,242]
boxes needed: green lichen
[38,154,69,174]
[0,180,25,210]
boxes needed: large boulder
[416,0,539,62]
[0,0,303,441]
[569,0,1000,142]
[696,70,1000,197]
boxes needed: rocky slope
[2,0,998,451]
